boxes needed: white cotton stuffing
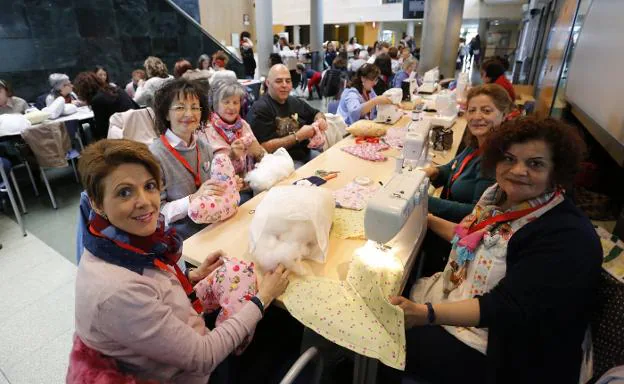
[244,147,294,193]
[252,221,316,275]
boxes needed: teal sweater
[428,146,495,222]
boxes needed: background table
[30,106,94,129]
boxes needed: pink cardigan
[74,250,262,383]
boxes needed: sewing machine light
[358,241,403,271]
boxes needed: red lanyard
[445,149,481,198]
[160,134,201,188]
[467,191,560,234]
[89,224,203,315]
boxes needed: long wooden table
[183,114,466,281]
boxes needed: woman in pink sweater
[68,139,289,383]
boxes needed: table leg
[353,354,378,384]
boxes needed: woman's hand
[137,79,145,87]
[189,250,225,283]
[257,264,290,308]
[234,175,244,191]
[230,139,247,159]
[315,118,328,132]
[423,166,439,180]
[374,95,394,105]
[389,296,428,328]
[189,180,226,203]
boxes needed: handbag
[431,126,453,151]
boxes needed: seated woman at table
[45,73,82,107]
[392,57,422,88]
[149,78,241,239]
[387,117,601,384]
[336,64,392,126]
[71,138,290,383]
[202,78,265,205]
[209,51,237,86]
[134,56,173,108]
[93,65,116,87]
[73,71,138,140]
[480,58,516,101]
[0,79,28,115]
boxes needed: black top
[247,93,320,161]
[91,88,138,139]
[477,197,602,384]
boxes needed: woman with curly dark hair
[386,117,602,384]
[73,71,137,139]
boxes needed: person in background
[124,69,146,99]
[418,84,514,277]
[134,56,173,108]
[0,79,28,115]
[480,59,516,101]
[392,57,422,88]
[273,34,281,53]
[46,73,81,106]
[349,49,369,74]
[346,36,361,56]
[74,72,138,140]
[247,64,328,168]
[388,117,601,384]
[296,63,322,100]
[399,46,412,64]
[389,47,401,74]
[336,64,392,126]
[240,31,257,79]
[93,66,116,87]
[324,42,337,69]
[203,78,265,204]
[469,34,482,66]
[373,53,393,95]
[210,51,237,85]
[278,37,290,51]
[71,138,291,383]
[173,59,193,79]
[197,54,213,72]
[457,38,467,70]
[320,56,349,101]
[368,41,390,64]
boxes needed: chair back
[21,121,71,168]
[108,107,158,145]
[35,93,48,110]
[327,100,339,115]
[75,191,91,264]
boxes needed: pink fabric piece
[341,142,390,162]
[188,154,240,224]
[383,126,407,149]
[203,120,258,174]
[194,257,258,354]
[308,122,326,149]
[333,182,379,211]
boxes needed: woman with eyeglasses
[45,73,82,107]
[336,64,393,126]
[149,78,240,239]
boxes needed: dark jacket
[91,88,138,140]
[477,197,602,384]
[429,146,495,222]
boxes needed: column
[406,20,415,38]
[419,0,451,74]
[255,0,273,78]
[377,21,384,41]
[477,18,489,62]
[348,23,356,39]
[293,25,301,46]
[310,0,323,71]
[440,0,465,78]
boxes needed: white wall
[272,0,524,26]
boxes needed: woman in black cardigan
[74,71,138,140]
[386,117,602,384]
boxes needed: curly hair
[152,78,210,134]
[212,51,229,68]
[78,139,162,208]
[73,72,116,105]
[482,117,587,189]
[144,56,169,79]
[464,84,515,147]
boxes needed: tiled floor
[0,213,76,384]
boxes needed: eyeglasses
[169,105,202,114]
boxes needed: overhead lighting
[335,24,340,28]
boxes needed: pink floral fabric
[333,182,379,211]
[188,154,240,224]
[203,120,258,175]
[194,257,258,354]
[307,121,326,149]
[383,126,407,150]
[341,142,390,162]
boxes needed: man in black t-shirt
[247,64,327,167]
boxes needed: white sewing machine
[429,91,458,128]
[403,119,432,168]
[418,68,439,94]
[375,88,403,125]
[364,167,429,244]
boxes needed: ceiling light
[335,24,340,28]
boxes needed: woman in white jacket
[134,56,173,108]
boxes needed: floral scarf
[83,211,183,275]
[443,184,565,294]
[210,112,244,145]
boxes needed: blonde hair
[144,56,169,79]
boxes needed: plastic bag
[0,114,31,136]
[249,185,335,274]
[244,147,294,194]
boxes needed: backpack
[321,69,348,99]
